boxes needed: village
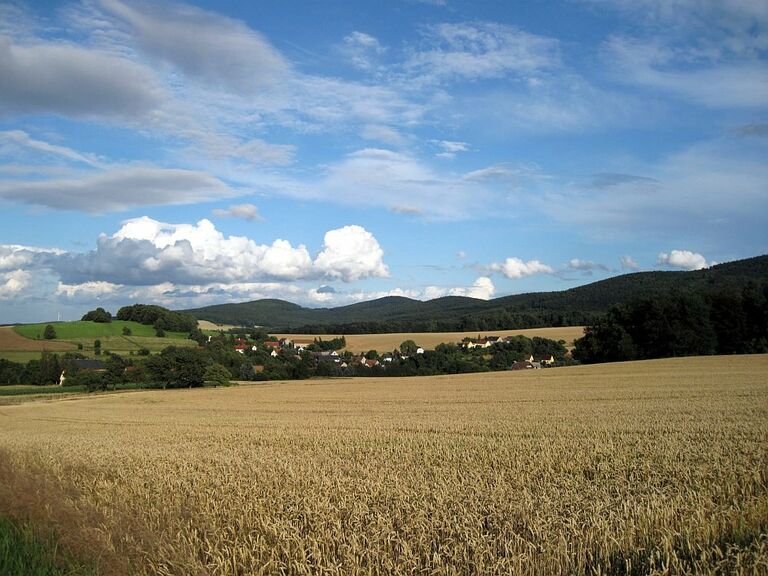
[231,334,560,373]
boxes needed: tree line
[0,332,569,389]
[573,282,768,363]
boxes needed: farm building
[58,359,106,386]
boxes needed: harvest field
[0,355,766,575]
[275,325,586,352]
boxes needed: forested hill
[182,254,768,332]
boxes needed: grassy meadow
[0,355,766,575]
[1,322,195,362]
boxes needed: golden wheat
[275,326,585,352]
[1,355,766,575]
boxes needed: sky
[0,0,766,323]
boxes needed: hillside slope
[183,255,768,331]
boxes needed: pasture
[275,325,585,353]
[1,322,195,361]
[0,355,766,575]
[14,320,188,341]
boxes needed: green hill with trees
[182,255,768,332]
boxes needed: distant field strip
[1,323,195,361]
[276,326,585,352]
[0,327,75,352]
[0,355,766,575]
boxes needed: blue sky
[0,0,766,323]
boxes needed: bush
[43,324,56,340]
[204,363,233,387]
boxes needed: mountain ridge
[182,254,768,331]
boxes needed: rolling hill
[183,254,768,332]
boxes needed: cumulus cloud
[0,244,65,272]
[0,36,164,118]
[18,217,387,287]
[314,225,389,282]
[424,276,496,300]
[620,255,640,271]
[101,0,290,93]
[0,166,241,212]
[489,257,553,279]
[0,269,31,299]
[212,203,263,222]
[657,249,710,270]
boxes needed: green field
[0,516,94,575]
[1,321,196,362]
[0,351,49,363]
[13,321,188,340]
[0,385,87,397]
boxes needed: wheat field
[0,355,766,575]
[275,326,586,352]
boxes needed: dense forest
[573,282,768,363]
[183,255,768,332]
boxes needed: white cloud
[658,249,710,270]
[0,269,31,299]
[0,244,65,272]
[360,124,406,146]
[605,36,768,109]
[489,257,553,279]
[0,130,103,167]
[406,22,559,82]
[0,166,241,212]
[234,139,295,165]
[438,140,469,153]
[341,31,387,72]
[543,137,768,238]
[20,217,388,287]
[314,225,389,282]
[586,0,768,51]
[0,36,164,119]
[56,281,123,299]
[569,259,610,272]
[212,203,263,222]
[101,0,290,93]
[424,276,496,300]
[434,139,469,159]
[316,148,496,220]
[620,255,640,271]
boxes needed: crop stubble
[0,355,766,575]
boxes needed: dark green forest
[573,282,768,363]
[183,255,768,332]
